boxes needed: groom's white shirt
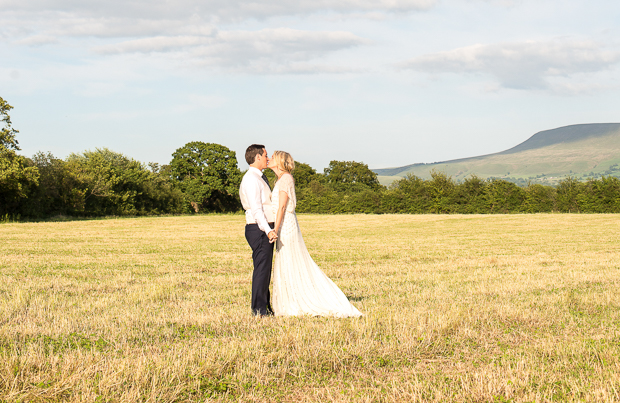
[240,167,275,236]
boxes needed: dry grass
[1,214,619,402]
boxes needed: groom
[239,144,278,316]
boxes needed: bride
[267,151,362,318]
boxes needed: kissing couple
[239,144,362,318]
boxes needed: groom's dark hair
[245,144,266,165]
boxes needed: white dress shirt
[239,167,275,236]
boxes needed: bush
[0,147,39,216]
[63,148,185,216]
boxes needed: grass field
[1,214,619,402]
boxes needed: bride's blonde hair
[272,151,295,173]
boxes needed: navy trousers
[245,223,275,316]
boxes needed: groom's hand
[268,230,278,242]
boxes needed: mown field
[1,214,619,402]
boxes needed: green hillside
[375,123,620,186]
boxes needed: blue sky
[1,0,619,171]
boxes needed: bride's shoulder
[277,173,295,188]
[278,173,294,182]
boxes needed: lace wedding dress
[271,174,362,318]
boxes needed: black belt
[247,223,275,229]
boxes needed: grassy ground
[1,214,619,402]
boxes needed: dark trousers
[245,223,275,316]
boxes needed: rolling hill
[374,123,620,186]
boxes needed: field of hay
[1,214,619,402]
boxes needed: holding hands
[268,230,278,243]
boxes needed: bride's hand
[268,230,278,243]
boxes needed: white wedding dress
[271,174,362,318]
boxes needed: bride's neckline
[277,172,292,180]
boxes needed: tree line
[2,96,620,220]
[295,171,620,214]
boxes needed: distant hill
[374,123,620,186]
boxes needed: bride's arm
[274,190,289,235]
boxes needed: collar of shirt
[248,166,263,176]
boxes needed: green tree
[522,183,555,213]
[382,174,428,213]
[485,179,526,213]
[427,170,456,213]
[290,162,322,207]
[66,148,184,216]
[0,97,39,217]
[23,152,83,217]
[324,160,382,190]
[170,142,242,212]
[0,97,20,151]
[454,175,487,213]
[293,162,322,189]
[576,176,620,213]
[0,148,39,216]
[556,177,582,213]
[66,148,131,214]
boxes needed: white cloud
[15,34,59,46]
[0,0,390,75]
[94,36,217,54]
[400,39,620,92]
[0,0,436,22]
[51,17,211,38]
[195,29,368,67]
[94,28,368,73]
[0,12,215,39]
[0,0,435,43]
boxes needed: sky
[1,0,619,171]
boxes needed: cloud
[0,0,392,75]
[15,34,59,46]
[1,0,436,23]
[0,0,435,42]
[94,28,368,73]
[0,12,215,40]
[51,17,212,38]
[399,39,620,91]
[94,36,217,54]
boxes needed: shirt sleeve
[246,175,273,235]
[278,174,296,209]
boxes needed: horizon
[6,117,620,173]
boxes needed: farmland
[1,214,619,402]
